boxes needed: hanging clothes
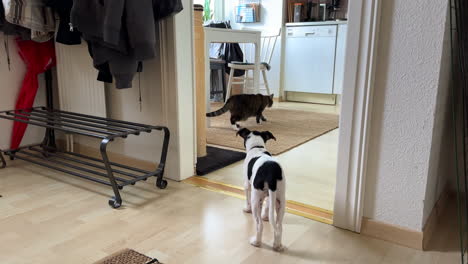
[206,21,245,77]
[2,0,56,42]
[70,0,183,89]
[46,0,81,45]
[0,1,30,40]
[10,38,56,149]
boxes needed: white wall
[0,33,46,150]
[364,0,450,231]
[224,0,284,97]
[104,56,165,166]
[422,4,453,228]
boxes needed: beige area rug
[206,104,339,155]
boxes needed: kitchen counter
[285,20,348,27]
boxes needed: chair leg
[222,68,227,101]
[262,70,271,96]
[217,69,223,100]
[244,70,250,94]
[226,70,235,102]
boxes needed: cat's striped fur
[206,94,274,130]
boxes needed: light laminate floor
[0,162,460,263]
[205,101,340,210]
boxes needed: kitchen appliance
[294,3,303,22]
[329,0,341,20]
[319,3,328,21]
[307,0,319,21]
[284,25,337,95]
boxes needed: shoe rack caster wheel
[108,197,122,209]
[157,179,168,189]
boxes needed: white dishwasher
[284,25,337,95]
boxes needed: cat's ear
[270,94,274,98]
[237,128,251,139]
[261,131,276,142]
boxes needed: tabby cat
[206,94,274,130]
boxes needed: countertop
[285,20,348,27]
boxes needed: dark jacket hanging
[46,0,82,45]
[71,0,183,89]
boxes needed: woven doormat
[94,249,161,264]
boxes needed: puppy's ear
[237,128,251,139]
[261,131,276,142]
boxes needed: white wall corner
[422,1,453,229]
[363,0,451,231]
[161,0,196,181]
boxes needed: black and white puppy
[237,128,285,252]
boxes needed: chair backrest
[241,28,281,64]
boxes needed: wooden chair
[225,29,281,102]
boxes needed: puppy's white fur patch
[241,130,285,251]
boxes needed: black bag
[206,21,245,77]
[224,43,245,77]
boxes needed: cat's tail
[206,101,230,117]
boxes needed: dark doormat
[196,146,246,176]
[94,248,160,264]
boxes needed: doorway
[175,0,381,232]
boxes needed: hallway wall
[364,0,451,231]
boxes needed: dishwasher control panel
[286,25,337,38]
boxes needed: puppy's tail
[269,190,276,229]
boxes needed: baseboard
[361,218,423,250]
[361,186,450,251]
[285,91,337,105]
[422,185,450,250]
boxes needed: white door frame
[158,0,196,181]
[333,0,382,232]
[163,0,382,233]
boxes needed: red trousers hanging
[10,39,56,149]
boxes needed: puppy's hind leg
[273,199,285,252]
[261,196,269,221]
[250,190,263,247]
[243,182,252,213]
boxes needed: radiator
[55,42,106,117]
[55,42,107,151]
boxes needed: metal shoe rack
[0,71,170,209]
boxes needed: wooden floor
[0,162,460,264]
[205,101,340,210]
[183,176,334,225]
